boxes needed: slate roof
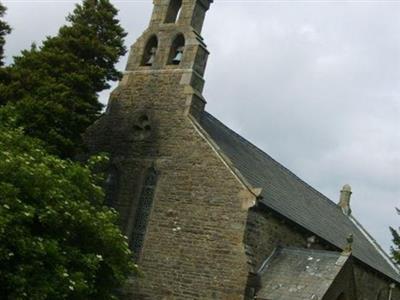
[256,247,348,300]
[200,111,400,282]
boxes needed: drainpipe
[388,283,395,300]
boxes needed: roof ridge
[203,111,341,211]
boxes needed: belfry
[86,0,400,299]
[123,0,212,116]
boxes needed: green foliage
[0,3,137,298]
[390,208,400,264]
[0,0,127,158]
[57,0,128,90]
[0,2,11,65]
[0,109,136,299]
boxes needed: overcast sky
[2,0,400,252]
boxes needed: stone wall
[244,205,335,272]
[323,259,357,300]
[353,263,400,300]
[85,69,255,299]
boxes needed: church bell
[172,47,184,64]
[145,47,157,66]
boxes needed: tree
[390,208,400,264]
[0,3,136,297]
[0,107,136,299]
[0,0,127,158]
[0,2,11,65]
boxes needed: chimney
[338,184,352,216]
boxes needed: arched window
[141,35,158,66]
[130,167,158,261]
[165,0,182,23]
[168,34,185,65]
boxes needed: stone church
[85,0,400,299]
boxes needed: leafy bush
[0,111,136,299]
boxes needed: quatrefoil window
[133,114,152,140]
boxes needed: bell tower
[86,0,254,299]
[121,0,212,118]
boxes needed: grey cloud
[3,1,399,251]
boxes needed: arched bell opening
[165,0,182,24]
[141,35,158,66]
[168,34,185,65]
